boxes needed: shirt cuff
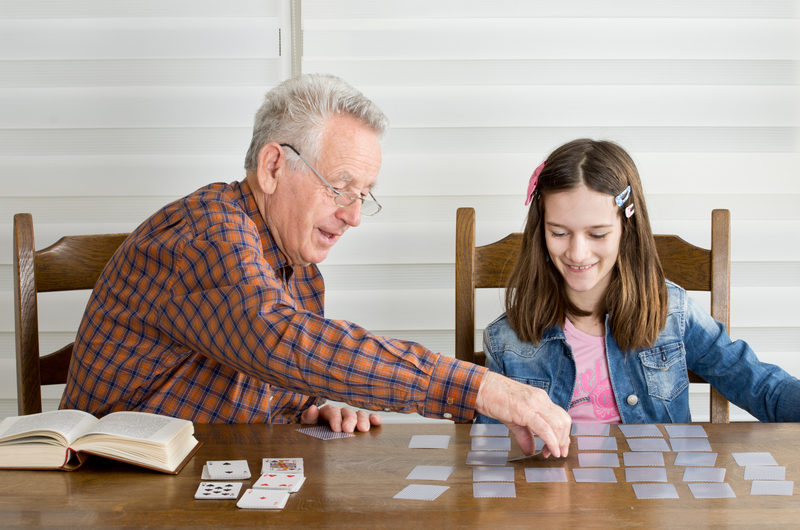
[422,356,487,423]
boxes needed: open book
[0,409,201,474]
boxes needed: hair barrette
[615,186,631,207]
[525,161,546,206]
[625,204,635,218]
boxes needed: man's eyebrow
[546,221,614,230]
[332,171,377,192]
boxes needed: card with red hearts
[252,472,306,492]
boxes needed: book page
[78,411,191,444]
[0,409,97,447]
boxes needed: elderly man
[61,74,570,458]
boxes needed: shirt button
[626,395,639,406]
[443,413,453,419]
[384,408,391,412]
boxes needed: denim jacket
[477,281,800,424]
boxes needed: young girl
[477,138,799,424]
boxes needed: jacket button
[626,395,639,406]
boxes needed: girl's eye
[590,233,608,240]
[550,231,567,238]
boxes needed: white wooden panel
[304,19,799,60]
[0,0,278,18]
[0,18,280,59]
[364,86,798,128]
[305,1,799,19]
[1,87,269,128]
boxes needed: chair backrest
[13,213,129,415]
[455,207,731,423]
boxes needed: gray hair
[244,73,389,172]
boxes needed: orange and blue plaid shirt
[61,181,485,424]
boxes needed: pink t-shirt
[564,318,621,424]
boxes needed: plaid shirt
[61,181,485,424]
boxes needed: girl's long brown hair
[505,139,667,352]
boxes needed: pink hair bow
[525,161,546,206]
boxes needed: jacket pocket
[507,377,550,393]
[638,343,689,401]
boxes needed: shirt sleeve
[683,295,800,422]
[157,218,487,423]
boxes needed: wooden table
[0,422,798,528]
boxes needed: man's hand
[300,404,382,433]
[475,371,571,458]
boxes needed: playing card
[393,484,449,501]
[236,488,290,509]
[470,424,510,437]
[731,452,779,467]
[507,438,545,461]
[623,452,665,467]
[744,466,786,481]
[633,484,679,499]
[471,437,511,452]
[577,437,618,451]
[465,451,508,466]
[626,438,670,452]
[261,458,304,476]
[473,482,516,498]
[571,423,610,436]
[525,468,568,483]
[252,473,306,492]
[682,467,726,483]
[578,453,620,468]
[573,468,617,483]
[688,483,736,499]
[669,438,712,452]
[204,460,251,480]
[751,480,794,496]
[664,425,707,438]
[408,435,450,449]
[194,482,243,500]
[674,452,717,467]
[406,465,456,481]
[625,468,668,483]
[618,424,662,438]
[473,466,515,482]
[296,425,355,440]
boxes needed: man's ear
[254,142,284,195]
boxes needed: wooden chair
[13,213,129,415]
[455,207,732,423]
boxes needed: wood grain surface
[0,422,797,529]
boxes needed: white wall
[1,0,798,422]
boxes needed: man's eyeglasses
[280,144,382,216]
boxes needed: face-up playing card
[473,482,516,498]
[262,458,304,475]
[296,426,355,440]
[194,482,243,500]
[577,437,618,451]
[627,438,670,452]
[750,480,794,496]
[465,451,508,466]
[618,424,662,438]
[405,465,457,481]
[578,453,620,468]
[623,452,665,467]
[674,452,717,467]
[470,424,510,437]
[573,468,617,483]
[744,466,786,481]
[682,467,726,483]
[204,460,251,480]
[571,423,610,436]
[393,484,449,501]
[408,435,450,449]
[625,467,668,483]
[525,468,568,483]
[236,488,290,509]
[252,473,306,492]
[633,483,679,499]
[664,425,707,438]
[731,452,779,467]
[471,437,511,452]
[669,438,712,452]
[688,483,736,499]
[473,466,515,482]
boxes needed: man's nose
[337,201,362,228]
